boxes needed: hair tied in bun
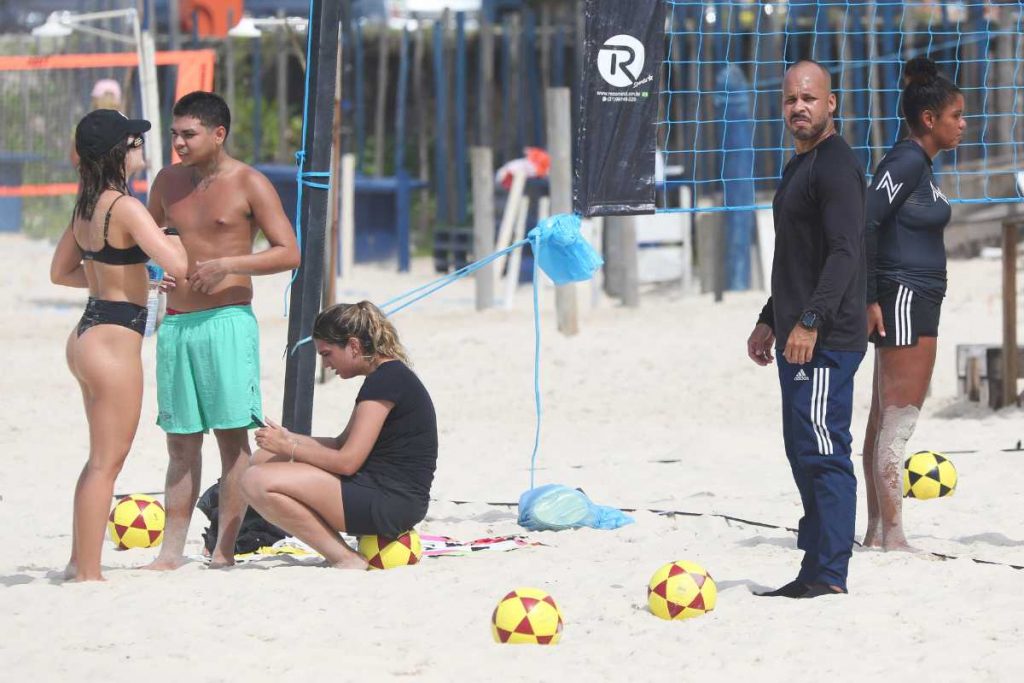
[904,56,939,86]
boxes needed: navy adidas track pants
[777,348,864,591]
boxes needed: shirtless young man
[145,91,300,569]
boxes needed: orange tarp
[1,50,216,198]
[0,181,148,198]
[0,50,216,103]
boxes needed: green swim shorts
[156,305,263,434]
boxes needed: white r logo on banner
[597,34,645,88]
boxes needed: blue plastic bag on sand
[518,484,635,531]
[528,214,604,286]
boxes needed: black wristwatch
[798,310,821,331]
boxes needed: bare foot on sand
[862,520,883,548]
[881,528,920,553]
[207,560,236,569]
[882,540,922,553]
[60,559,106,582]
[323,554,368,571]
[69,574,107,583]
[142,557,189,571]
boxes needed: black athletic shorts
[870,282,941,347]
[340,471,426,538]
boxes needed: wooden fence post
[471,12,496,311]
[1002,219,1021,407]
[620,216,639,307]
[471,147,495,310]
[545,86,578,335]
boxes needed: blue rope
[289,238,531,354]
[288,234,547,491]
[529,233,542,490]
[381,239,529,316]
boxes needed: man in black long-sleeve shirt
[747,61,867,598]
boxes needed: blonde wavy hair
[312,301,410,365]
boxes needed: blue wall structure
[715,65,755,291]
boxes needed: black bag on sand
[197,481,287,554]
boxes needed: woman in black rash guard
[861,57,965,552]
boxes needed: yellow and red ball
[358,530,423,570]
[108,494,165,549]
[647,560,717,620]
[491,587,564,644]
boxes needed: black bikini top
[76,194,149,266]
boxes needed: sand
[1,232,1022,681]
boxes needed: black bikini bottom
[77,298,148,338]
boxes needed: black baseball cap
[75,109,151,160]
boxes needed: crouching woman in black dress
[243,301,437,569]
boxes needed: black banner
[575,0,665,216]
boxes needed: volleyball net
[657,0,1024,212]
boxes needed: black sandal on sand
[754,579,809,598]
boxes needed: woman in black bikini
[50,109,188,581]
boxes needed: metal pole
[282,0,342,434]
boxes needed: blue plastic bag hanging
[528,214,604,286]
[518,484,635,532]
